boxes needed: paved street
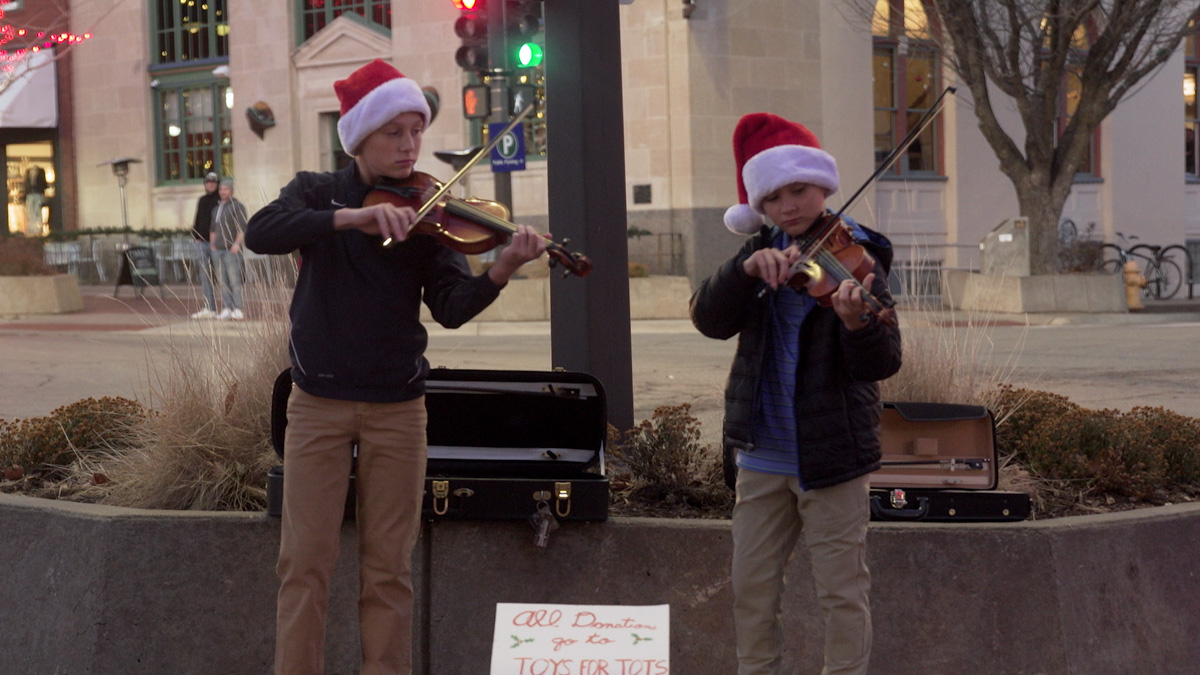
[3,285,1200,444]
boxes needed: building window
[320,112,353,172]
[872,0,942,176]
[155,80,233,184]
[153,0,228,65]
[1053,20,1099,178]
[298,0,391,42]
[1185,15,1198,178]
[151,0,232,185]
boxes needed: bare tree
[852,0,1195,274]
[0,0,124,97]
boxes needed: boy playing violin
[245,59,545,675]
[690,113,902,675]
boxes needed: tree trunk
[1016,183,1071,275]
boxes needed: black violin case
[868,402,1030,522]
[265,368,609,522]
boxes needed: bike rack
[1161,245,1194,299]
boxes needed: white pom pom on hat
[724,112,840,235]
[334,59,432,157]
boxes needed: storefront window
[6,144,54,236]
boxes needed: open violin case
[265,368,609,523]
[868,402,1030,522]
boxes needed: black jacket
[192,190,221,242]
[245,163,503,403]
[690,224,903,489]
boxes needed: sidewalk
[4,282,1200,334]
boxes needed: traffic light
[462,83,490,120]
[506,0,543,69]
[454,0,489,72]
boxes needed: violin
[760,86,957,327]
[780,212,897,327]
[363,171,592,278]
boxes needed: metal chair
[163,236,193,283]
[75,239,107,282]
[42,242,81,277]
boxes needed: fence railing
[39,233,296,288]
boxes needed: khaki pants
[275,387,428,675]
[732,469,872,675]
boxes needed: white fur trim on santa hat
[742,144,839,214]
[724,204,764,234]
[337,76,431,156]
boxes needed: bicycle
[1097,232,1184,300]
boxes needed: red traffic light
[452,0,482,9]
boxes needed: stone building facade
[56,1,1200,286]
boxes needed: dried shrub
[990,385,1082,456]
[991,386,1200,505]
[0,237,55,276]
[1124,407,1200,485]
[881,268,1027,410]
[0,397,145,473]
[628,262,650,278]
[607,403,732,517]
[84,261,296,511]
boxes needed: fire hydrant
[1124,259,1147,310]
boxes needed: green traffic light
[516,42,543,68]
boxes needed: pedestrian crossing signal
[462,84,490,120]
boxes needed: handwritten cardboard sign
[490,602,670,675]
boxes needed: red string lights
[0,8,92,72]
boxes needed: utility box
[979,217,1030,277]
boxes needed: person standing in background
[211,179,248,320]
[190,172,222,319]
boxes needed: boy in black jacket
[690,113,902,675]
[246,59,545,675]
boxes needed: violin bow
[382,103,535,247]
[758,86,957,302]
[802,86,956,255]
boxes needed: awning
[0,51,58,128]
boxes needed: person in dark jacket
[189,172,221,319]
[691,113,902,675]
[245,59,546,675]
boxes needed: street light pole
[98,157,142,230]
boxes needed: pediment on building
[292,14,391,70]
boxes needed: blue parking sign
[488,121,526,172]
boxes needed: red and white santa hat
[334,59,432,156]
[724,112,840,234]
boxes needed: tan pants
[275,387,428,675]
[732,469,872,675]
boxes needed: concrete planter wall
[943,269,1126,313]
[2,494,1198,674]
[0,274,83,315]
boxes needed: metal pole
[545,0,634,430]
[118,173,129,229]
